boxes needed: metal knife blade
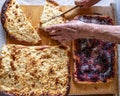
[43,5,79,23]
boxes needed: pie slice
[73,15,116,83]
[40,0,65,28]
[0,44,70,95]
[1,0,41,44]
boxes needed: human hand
[44,20,87,43]
[75,0,100,8]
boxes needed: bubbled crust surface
[73,15,116,84]
[0,44,70,96]
[1,0,41,45]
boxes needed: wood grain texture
[6,5,119,95]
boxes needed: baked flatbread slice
[0,44,70,96]
[1,0,41,44]
[40,0,65,28]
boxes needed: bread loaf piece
[40,0,65,28]
[1,0,41,44]
[0,44,70,96]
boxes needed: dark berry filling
[75,15,113,25]
[74,16,115,82]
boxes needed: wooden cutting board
[6,5,119,96]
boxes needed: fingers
[49,30,61,36]
[51,36,66,43]
[44,24,65,32]
[49,32,71,43]
[74,0,100,7]
[44,20,80,32]
[74,0,85,7]
[43,20,83,44]
[86,0,100,7]
[51,35,70,43]
[45,23,79,42]
[51,36,62,40]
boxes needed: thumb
[74,0,84,6]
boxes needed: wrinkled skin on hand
[44,20,87,43]
[75,0,100,8]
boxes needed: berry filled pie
[73,15,116,83]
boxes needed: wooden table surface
[0,0,119,96]
[6,5,119,96]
